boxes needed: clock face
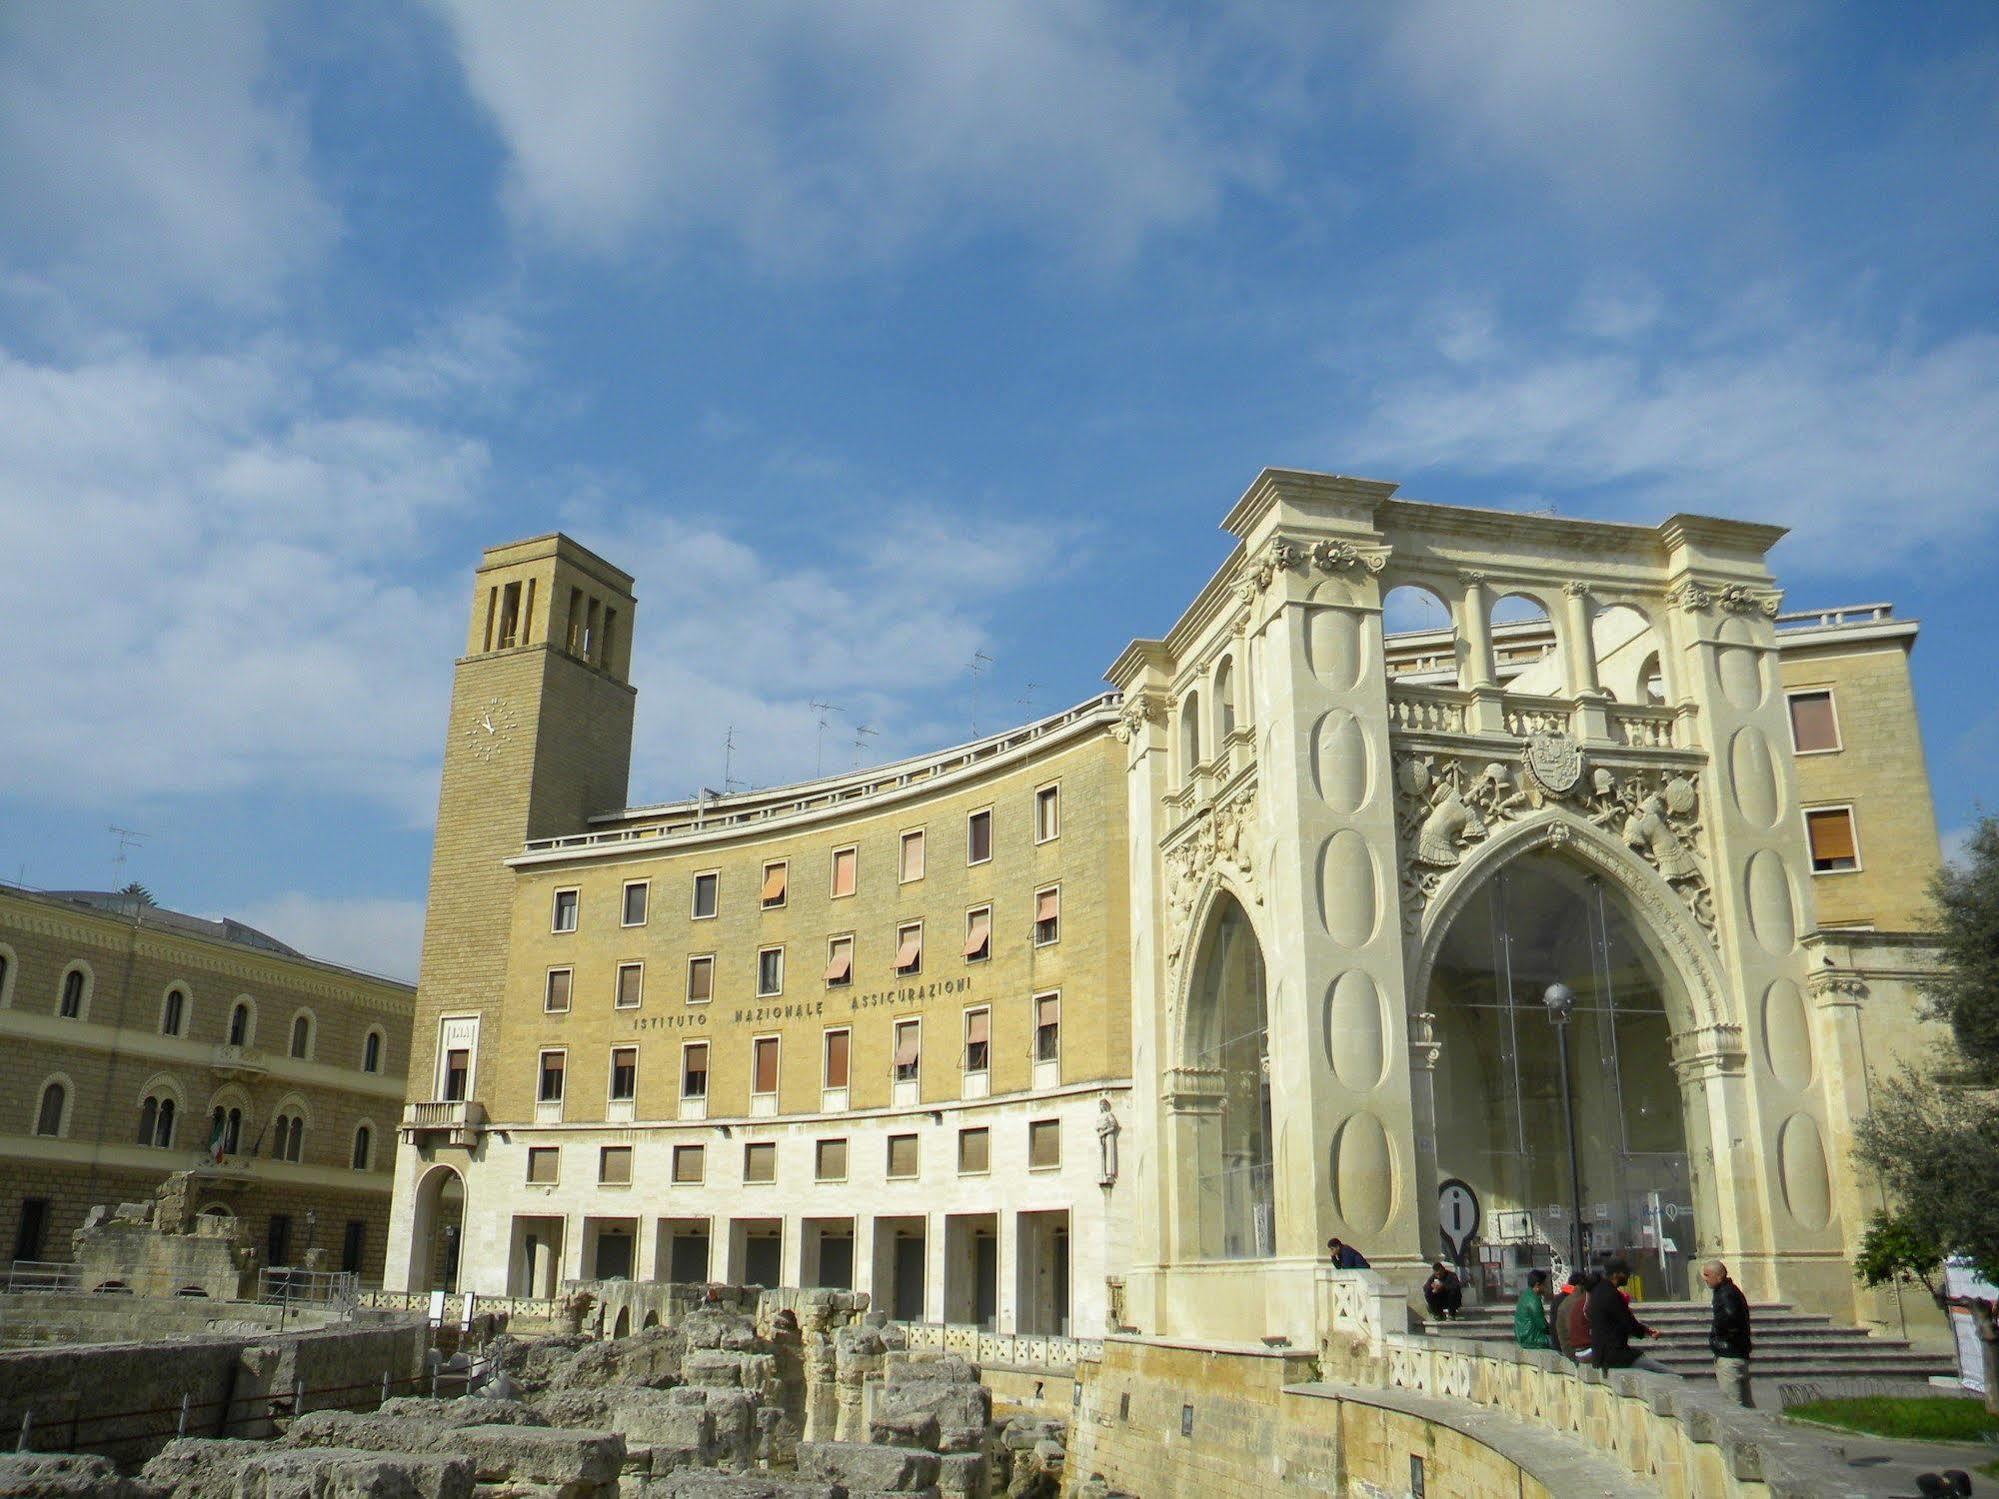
[464,696,518,760]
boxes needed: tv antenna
[851,723,877,770]
[966,651,995,738]
[108,825,149,881]
[721,725,746,794]
[1017,681,1040,714]
[810,700,843,777]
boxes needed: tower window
[59,969,85,1019]
[1806,806,1860,872]
[161,988,186,1037]
[362,1030,383,1073]
[1788,690,1841,754]
[228,1001,251,1046]
[351,1125,372,1171]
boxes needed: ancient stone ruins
[0,1286,1075,1499]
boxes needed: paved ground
[1780,1424,1994,1499]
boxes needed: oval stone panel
[1761,978,1815,1090]
[1778,1112,1833,1230]
[1729,725,1784,830]
[1312,710,1372,815]
[1715,615,1766,711]
[1332,1112,1394,1236]
[1744,848,1798,955]
[1305,607,1364,694]
[1317,830,1379,949]
[1323,969,1387,1091]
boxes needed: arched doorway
[1427,847,1695,1298]
[1180,891,1274,1260]
[407,1165,466,1293]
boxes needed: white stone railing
[401,1100,486,1131]
[1775,602,1893,631]
[1386,683,1468,733]
[1603,702,1678,749]
[892,1321,1101,1373]
[1500,695,1569,737]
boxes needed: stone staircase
[1415,1300,1958,1386]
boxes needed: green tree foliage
[1854,1210,1946,1302]
[1925,816,1999,1080]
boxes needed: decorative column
[1457,571,1506,734]
[1668,1023,1761,1284]
[1407,1012,1445,1261]
[1564,581,1609,742]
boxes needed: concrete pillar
[994,1208,1016,1333]
[1407,1012,1444,1267]
[1564,582,1610,741]
[1457,571,1506,734]
[924,1214,947,1323]
[853,1214,878,1311]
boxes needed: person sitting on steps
[1424,1259,1464,1320]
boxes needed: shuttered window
[1034,887,1060,946]
[681,1043,708,1098]
[753,1036,780,1095]
[1029,1119,1061,1169]
[1788,691,1840,753]
[964,1008,990,1074]
[963,907,991,962]
[831,847,858,899]
[894,924,923,975]
[599,1146,632,1185]
[1034,993,1061,1062]
[824,937,854,986]
[545,969,572,1013]
[615,963,643,1009]
[816,1138,848,1181]
[673,1144,704,1184]
[893,1020,921,1083]
[761,861,788,908]
[1806,807,1859,872]
[687,955,713,1004]
[887,1133,919,1179]
[743,1141,776,1183]
[526,1147,559,1184]
[957,1127,989,1175]
[824,1029,850,1089]
[899,830,925,883]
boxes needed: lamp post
[1542,983,1585,1272]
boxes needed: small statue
[1624,793,1700,882]
[1415,785,1485,867]
[1096,1099,1121,1187]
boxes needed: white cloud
[0,334,493,826]
[234,891,426,983]
[1368,0,1770,208]
[429,0,1260,267]
[0,1,332,311]
[1342,301,1999,572]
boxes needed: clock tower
[392,533,636,1252]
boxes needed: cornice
[0,1009,409,1098]
[1221,468,1400,539]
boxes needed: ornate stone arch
[1167,868,1270,1068]
[1409,808,1727,1033]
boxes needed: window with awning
[1034,887,1060,946]
[963,908,991,961]
[894,924,923,975]
[823,1029,850,1089]
[899,829,925,883]
[824,937,853,985]
[1034,993,1061,1062]
[753,1036,780,1094]
[681,1042,708,1098]
[831,846,858,898]
[761,861,788,908]
[964,1008,990,1073]
[1806,807,1859,871]
[893,1019,921,1081]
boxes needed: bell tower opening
[1428,848,1695,1297]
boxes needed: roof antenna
[810,700,843,778]
[722,726,745,795]
[967,651,994,738]
[851,723,877,770]
[1017,681,1039,715]
[108,825,149,884]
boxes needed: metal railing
[4,1262,79,1294]
[257,1267,359,1310]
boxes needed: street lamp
[1542,983,1585,1272]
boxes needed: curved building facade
[387,471,1945,1347]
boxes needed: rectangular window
[526,1146,559,1184]
[1034,992,1061,1063]
[887,1133,919,1179]
[753,1036,780,1096]
[686,954,714,1005]
[1787,689,1841,754]
[824,1028,850,1090]
[967,808,992,865]
[538,1050,566,1104]
[1806,806,1860,872]
[823,934,854,987]
[757,946,784,997]
[681,1042,709,1099]
[899,829,925,883]
[552,888,579,933]
[831,845,858,899]
[610,1045,638,1101]
[816,1138,848,1182]
[743,1140,776,1183]
[621,881,649,927]
[673,1143,705,1184]
[957,1126,990,1175]
[341,1220,365,1275]
[894,922,923,976]
[1034,886,1060,946]
[1028,1118,1061,1170]
[963,906,991,963]
[893,1018,921,1084]
[964,1007,990,1075]
[544,968,572,1014]
[600,1145,632,1185]
[615,962,644,1010]
[692,871,719,920]
[1035,784,1060,843]
[444,1049,470,1101]
[761,860,788,909]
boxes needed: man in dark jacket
[1551,1271,1587,1358]
[1423,1260,1463,1320]
[1702,1259,1753,1406]
[1327,1238,1370,1270]
[1585,1260,1674,1373]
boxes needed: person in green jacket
[1514,1269,1554,1349]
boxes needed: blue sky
[1,2,1995,980]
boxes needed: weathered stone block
[797,1439,941,1492]
[0,1451,142,1497]
[143,1438,476,1499]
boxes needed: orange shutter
[894,1023,920,1067]
[754,1038,779,1093]
[962,910,991,958]
[832,848,857,897]
[895,929,923,969]
[823,943,852,982]
[966,1010,989,1045]
[1789,692,1838,752]
[761,864,787,903]
[1808,809,1856,864]
[1036,889,1059,922]
[825,1031,849,1088]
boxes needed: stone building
[0,883,414,1284]
[388,469,1947,1349]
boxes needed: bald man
[1702,1259,1753,1407]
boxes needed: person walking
[1423,1260,1464,1320]
[1327,1238,1370,1270]
[1586,1259,1674,1375]
[1513,1269,1554,1350]
[1702,1259,1753,1406]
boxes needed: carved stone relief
[1163,785,1260,969]
[1237,532,1390,603]
[1671,580,1782,618]
[1114,694,1166,744]
[1392,733,1717,944]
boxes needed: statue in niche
[1096,1098,1121,1187]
